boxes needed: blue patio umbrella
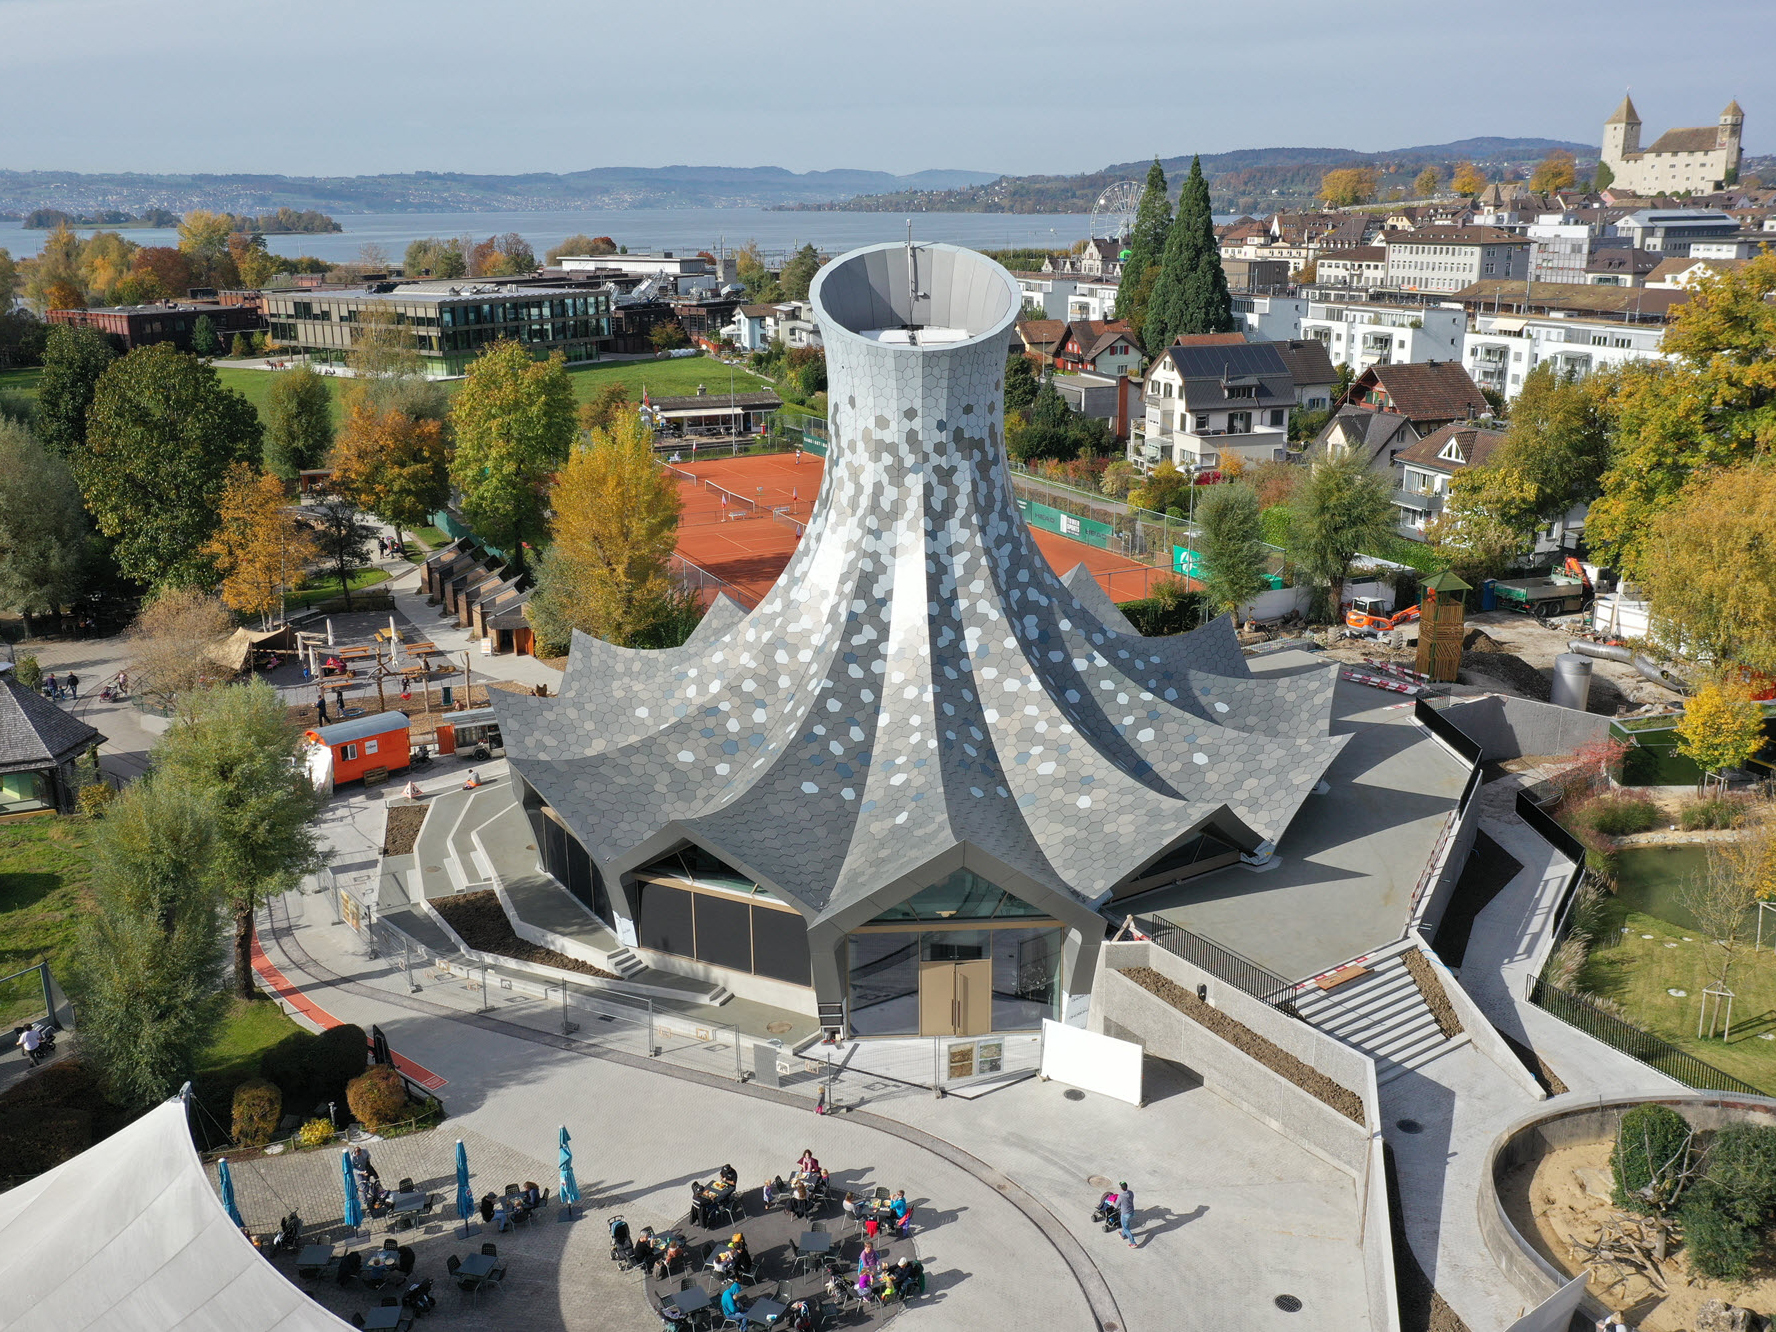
[340,1149,363,1231]
[557,1126,581,1218]
[217,1157,244,1229]
[455,1139,473,1235]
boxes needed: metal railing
[1529,979,1759,1095]
[1134,915,1305,1009]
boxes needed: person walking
[1118,1182,1136,1247]
[316,694,329,725]
[43,672,58,699]
[64,673,79,699]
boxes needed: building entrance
[917,959,992,1036]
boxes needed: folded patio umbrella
[340,1150,362,1231]
[558,1127,581,1218]
[455,1139,473,1235]
[217,1157,244,1229]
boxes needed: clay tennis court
[670,453,1172,607]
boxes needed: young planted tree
[191,315,219,357]
[1685,833,1767,1036]
[0,420,90,635]
[155,681,326,999]
[78,343,262,587]
[304,491,377,610]
[75,778,228,1109]
[35,322,117,459]
[448,341,577,567]
[263,364,336,480]
[201,463,319,626]
[527,411,684,650]
[1289,448,1395,611]
[128,588,235,718]
[1194,482,1268,619]
[329,401,451,548]
[1675,678,1769,787]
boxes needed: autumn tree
[526,411,684,650]
[22,222,83,309]
[779,244,822,301]
[201,463,318,626]
[403,236,467,279]
[131,247,194,301]
[1451,162,1487,196]
[1639,468,1776,673]
[1530,151,1577,193]
[467,233,535,278]
[329,401,450,546]
[649,319,690,352]
[1319,167,1379,207]
[735,241,778,302]
[1115,159,1172,337]
[35,322,116,459]
[448,341,576,566]
[0,419,90,634]
[544,234,616,264]
[1289,448,1395,610]
[177,209,240,289]
[127,588,236,714]
[263,364,336,479]
[1676,678,1769,785]
[1413,166,1442,197]
[78,343,262,586]
[154,681,325,1000]
[0,248,17,309]
[1194,482,1268,618]
[228,232,280,289]
[578,381,632,435]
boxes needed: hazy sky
[3,0,1769,177]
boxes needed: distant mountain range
[0,166,1003,217]
[775,138,1602,215]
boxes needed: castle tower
[1719,99,1745,171]
[1602,93,1642,165]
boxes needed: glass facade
[632,843,810,986]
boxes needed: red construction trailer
[305,712,411,785]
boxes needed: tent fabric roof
[0,1099,349,1332]
[0,672,103,776]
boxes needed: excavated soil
[382,804,429,856]
[1502,1139,1776,1329]
[430,890,618,979]
[1401,949,1464,1040]
[1118,966,1364,1123]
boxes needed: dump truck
[1486,558,1593,620]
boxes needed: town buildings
[1463,309,1670,400]
[1315,247,1386,287]
[1600,95,1744,195]
[47,300,264,353]
[1050,320,1142,376]
[1384,227,1531,293]
[1298,300,1466,371]
[1136,341,1296,472]
[1390,422,1505,537]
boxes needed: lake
[0,208,1109,264]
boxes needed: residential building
[1390,422,1505,537]
[1463,311,1668,400]
[1229,293,1308,341]
[1298,301,1466,371]
[1584,248,1662,285]
[1222,258,1290,293]
[729,304,778,352]
[264,281,614,376]
[1600,96,1744,196]
[1268,339,1339,411]
[1448,279,1691,324]
[1646,255,1750,288]
[1314,407,1421,483]
[1014,272,1078,320]
[1052,372,1140,439]
[1051,320,1142,377]
[1383,227,1531,293]
[773,300,823,350]
[1064,277,1122,323]
[1526,223,1593,285]
[1688,235,1770,259]
[556,251,731,281]
[1041,237,1126,278]
[1614,208,1743,255]
[1135,341,1295,473]
[1017,319,1067,365]
[1316,247,1386,286]
[1337,362,1488,435]
[47,300,264,353]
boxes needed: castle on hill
[1601,94,1743,194]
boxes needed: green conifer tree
[1114,159,1171,336]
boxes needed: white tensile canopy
[0,1099,349,1332]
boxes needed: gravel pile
[1118,966,1364,1123]
[1401,949,1464,1040]
[431,890,619,979]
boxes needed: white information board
[1039,1019,1143,1105]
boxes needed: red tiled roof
[1171,333,1249,347]
[1350,362,1488,425]
[1387,226,1528,247]
[1019,319,1066,351]
[1394,422,1505,471]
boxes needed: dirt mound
[431,890,618,978]
[1460,650,1551,700]
[1462,628,1506,653]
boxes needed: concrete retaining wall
[1437,695,1611,761]
[1363,1132,1403,1332]
[1407,928,1545,1103]
[1091,940,1373,1176]
[1480,1092,1776,1321]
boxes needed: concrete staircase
[1291,943,1467,1085]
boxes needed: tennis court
[670,454,1172,609]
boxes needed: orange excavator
[1345,598,1420,637]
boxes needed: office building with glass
[494,243,1346,1038]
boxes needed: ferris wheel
[1089,181,1142,247]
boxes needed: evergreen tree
[191,314,218,356]
[1194,482,1268,618]
[1114,159,1171,335]
[1176,159,1235,336]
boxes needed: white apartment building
[1015,273,1078,320]
[1298,301,1466,371]
[1228,293,1307,341]
[1316,247,1386,286]
[1463,312,1668,400]
[1065,278,1121,323]
[1527,222,1592,285]
[1134,342,1294,473]
[1384,228,1531,293]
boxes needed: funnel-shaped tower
[495,242,1347,1032]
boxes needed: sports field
[669,454,1169,608]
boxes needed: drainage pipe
[1566,640,1691,695]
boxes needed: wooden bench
[1314,965,1370,992]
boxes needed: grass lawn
[0,366,43,400]
[287,565,391,611]
[0,817,95,1026]
[1577,895,1776,1094]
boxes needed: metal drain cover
[1064,1089,1086,1101]
[1275,1295,1303,1313]
[1395,1118,1424,1134]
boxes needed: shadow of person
[1134,1203,1207,1246]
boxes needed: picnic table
[361,1308,412,1332]
[337,646,375,661]
[664,1285,710,1319]
[296,1243,334,1277]
[458,1252,497,1281]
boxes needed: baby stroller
[1090,1192,1120,1232]
[609,1216,634,1266]
[269,1212,303,1256]
[400,1277,436,1317]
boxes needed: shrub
[1681,1179,1762,1280]
[232,1077,283,1147]
[346,1065,409,1129]
[1706,1122,1776,1216]
[1612,1103,1692,1214]
[1583,795,1659,837]
[295,1118,334,1149]
[314,1024,368,1099]
[261,1030,325,1102]
[1681,796,1751,831]
[76,782,116,817]
[13,654,40,692]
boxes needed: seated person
[659,1235,688,1275]
[875,1272,899,1304]
[894,1257,926,1296]
[841,1191,858,1220]
[691,1180,713,1228]
[631,1229,656,1276]
[727,1234,753,1282]
[796,1148,818,1175]
[859,1239,880,1274]
[478,1193,497,1224]
[718,1163,739,1188]
[854,1267,874,1301]
[789,1181,810,1218]
[521,1181,542,1209]
[721,1280,752,1331]
[712,1247,736,1279]
[763,1175,785,1209]
[890,1189,910,1234]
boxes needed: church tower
[1602,93,1642,167]
[1719,99,1745,176]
